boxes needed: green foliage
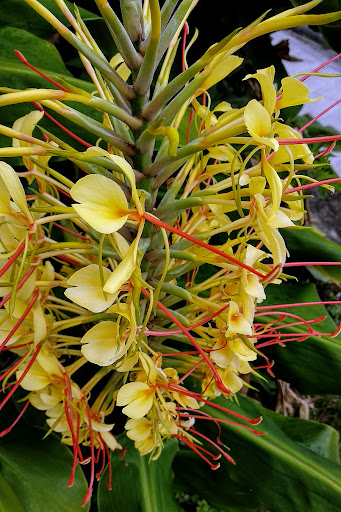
[98,436,181,512]
[0,423,89,511]
[173,395,341,512]
[0,0,99,38]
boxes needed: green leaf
[259,282,341,394]
[0,425,89,512]
[0,474,26,512]
[98,435,181,512]
[173,395,341,512]
[283,226,341,282]
[0,0,99,38]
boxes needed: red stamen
[0,343,42,411]
[256,300,341,311]
[177,357,205,385]
[188,427,236,463]
[68,410,81,487]
[283,178,341,194]
[0,353,28,382]
[173,433,220,469]
[1,341,34,351]
[181,22,189,72]
[83,404,95,506]
[299,99,341,133]
[33,102,92,148]
[158,381,262,425]
[300,53,341,82]
[0,264,37,309]
[142,287,230,394]
[95,437,107,480]
[314,141,336,159]
[278,134,341,145]
[143,212,264,278]
[0,400,30,437]
[15,50,69,92]
[56,255,83,267]
[0,290,39,351]
[105,443,112,490]
[53,222,90,240]
[143,302,230,336]
[0,234,33,279]
[55,187,72,199]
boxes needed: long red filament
[143,212,264,278]
[142,287,230,394]
[83,404,95,506]
[0,344,42,411]
[0,264,37,309]
[0,290,39,351]
[14,50,70,92]
[300,53,341,83]
[0,234,33,279]
[0,400,30,437]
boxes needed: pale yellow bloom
[116,381,155,419]
[65,264,117,313]
[70,174,129,234]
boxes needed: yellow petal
[277,77,322,110]
[221,368,244,393]
[101,431,122,451]
[173,391,199,409]
[262,158,282,221]
[244,67,276,114]
[228,301,252,336]
[271,122,313,164]
[231,338,257,361]
[16,360,53,391]
[125,418,152,441]
[65,264,117,313]
[244,99,271,137]
[0,162,32,221]
[200,54,243,93]
[139,352,158,384]
[81,320,128,366]
[12,111,44,148]
[103,238,138,294]
[70,174,129,234]
[117,382,154,419]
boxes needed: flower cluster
[1,0,341,504]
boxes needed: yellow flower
[0,162,33,222]
[116,382,155,419]
[80,314,135,367]
[244,99,278,151]
[228,300,252,336]
[70,174,130,234]
[65,264,118,313]
[276,77,321,110]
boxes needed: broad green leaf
[98,435,181,512]
[259,282,341,394]
[0,0,99,38]
[0,425,89,512]
[173,395,341,512]
[0,474,26,512]
[283,226,341,282]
